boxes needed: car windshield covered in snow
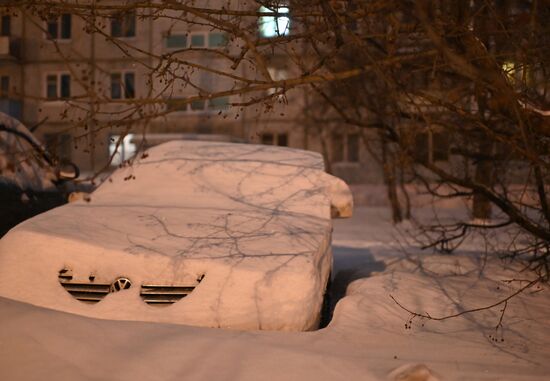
[0,141,352,331]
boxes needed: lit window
[46,14,71,40]
[111,11,136,38]
[45,74,71,100]
[109,134,136,166]
[502,61,516,81]
[166,34,187,49]
[111,72,135,99]
[208,32,228,47]
[258,5,290,37]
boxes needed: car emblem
[110,277,132,292]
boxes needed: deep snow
[0,206,549,380]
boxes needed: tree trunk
[381,138,402,223]
[472,148,493,220]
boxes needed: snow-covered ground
[1,206,549,380]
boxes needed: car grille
[141,275,204,305]
[58,268,203,305]
[58,268,113,304]
[140,285,196,305]
[59,281,111,303]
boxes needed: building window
[277,133,288,146]
[111,11,136,38]
[46,14,71,40]
[414,132,430,164]
[208,96,230,110]
[1,15,10,36]
[165,32,228,50]
[347,133,359,162]
[432,131,449,161]
[44,133,71,160]
[332,133,360,163]
[166,98,187,112]
[190,99,206,110]
[261,133,274,145]
[46,74,71,100]
[260,132,288,146]
[190,34,205,47]
[258,5,290,38]
[166,34,187,49]
[413,130,449,164]
[332,133,344,162]
[166,96,229,113]
[111,72,135,99]
[208,32,228,47]
[109,134,136,166]
[0,76,9,97]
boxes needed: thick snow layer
[0,206,548,381]
[0,141,353,331]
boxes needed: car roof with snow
[0,140,352,330]
[0,112,57,191]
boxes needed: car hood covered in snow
[0,141,352,331]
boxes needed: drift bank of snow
[0,141,352,331]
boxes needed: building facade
[0,2,383,186]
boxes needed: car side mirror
[56,160,80,181]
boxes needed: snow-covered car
[0,112,80,237]
[0,140,352,331]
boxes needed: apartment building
[0,2,378,185]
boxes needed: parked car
[0,140,352,331]
[0,112,80,237]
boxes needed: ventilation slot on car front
[140,275,204,306]
[59,281,111,303]
[58,268,111,304]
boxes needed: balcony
[0,36,20,61]
[0,98,22,120]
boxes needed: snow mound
[0,141,353,331]
[0,207,549,380]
